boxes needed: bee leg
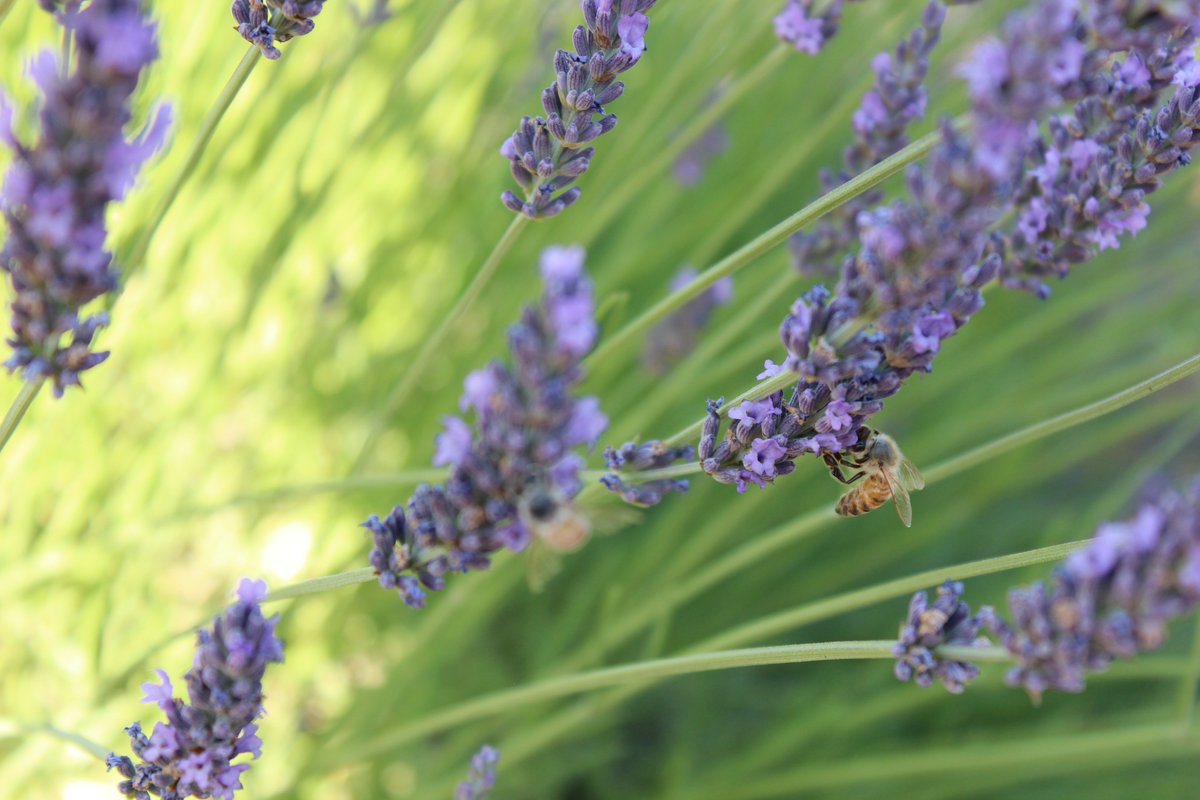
[823,453,864,485]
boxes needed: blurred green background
[3,0,1200,797]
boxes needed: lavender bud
[499,0,654,217]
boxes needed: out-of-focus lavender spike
[988,478,1200,703]
[601,439,693,507]
[893,580,992,693]
[500,1,658,218]
[455,745,500,800]
[1,0,170,397]
[702,0,1200,494]
[365,246,611,607]
[107,579,284,799]
[231,0,328,59]
[642,267,734,374]
[791,1,949,277]
[773,0,850,54]
[349,0,392,29]
[673,85,732,187]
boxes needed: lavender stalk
[1,0,169,396]
[364,246,610,608]
[500,0,657,218]
[107,579,285,799]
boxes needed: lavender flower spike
[989,479,1200,702]
[366,246,610,607]
[1,0,170,396]
[791,1,948,276]
[893,580,992,693]
[773,0,853,55]
[455,745,500,800]
[107,579,284,799]
[500,1,658,218]
[642,267,733,374]
[232,0,328,60]
[601,439,693,507]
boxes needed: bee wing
[526,539,563,593]
[881,466,913,528]
[589,503,643,536]
[898,457,925,491]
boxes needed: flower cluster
[1,0,169,396]
[703,0,1200,492]
[893,580,992,693]
[107,579,284,799]
[988,480,1200,702]
[231,0,327,60]
[455,745,500,800]
[790,1,948,277]
[991,3,1200,296]
[642,268,733,374]
[600,439,693,507]
[699,385,862,493]
[365,246,608,608]
[773,0,858,55]
[500,0,657,218]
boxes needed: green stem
[119,46,263,288]
[693,541,1086,654]
[263,568,375,603]
[0,378,45,456]
[923,352,1200,483]
[349,215,530,472]
[1176,614,1200,730]
[0,719,109,761]
[584,119,964,373]
[327,641,896,765]
[702,725,1196,799]
[580,45,790,248]
[155,470,446,523]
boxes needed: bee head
[526,489,558,521]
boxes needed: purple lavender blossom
[893,580,992,693]
[365,247,608,607]
[601,438,693,506]
[988,479,1200,702]
[704,0,1200,492]
[232,0,327,60]
[107,579,284,799]
[500,1,658,218]
[1,0,169,396]
[791,1,948,277]
[773,0,845,54]
[642,267,733,374]
[456,745,500,800]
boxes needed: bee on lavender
[824,429,924,527]
[519,482,593,554]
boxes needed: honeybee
[519,485,592,553]
[519,484,591,592]
[517,483,644,592]
[825,430,925,527]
